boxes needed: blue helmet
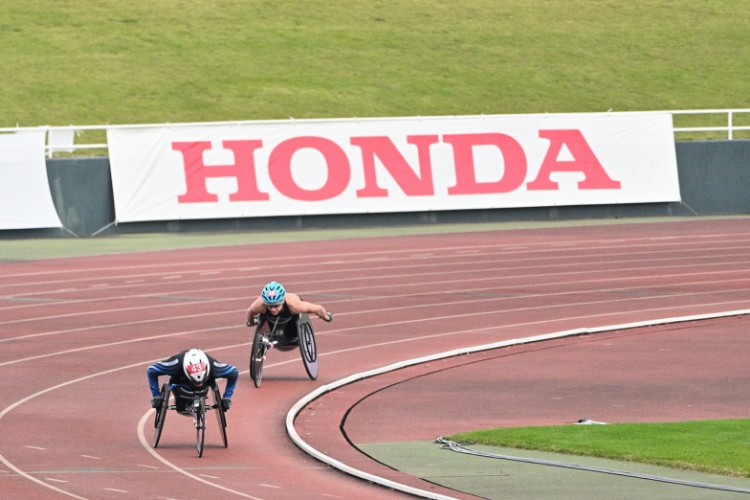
[261,281,286,305]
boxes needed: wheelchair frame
[152,378,228,457]
[249,312,319,388]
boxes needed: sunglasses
[266,302,284,309]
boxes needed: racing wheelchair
[248,312,331,388]
[152,378,228,457]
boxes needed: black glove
[221,398,232,411]
[326,312,334,323]
[151,397,162,409]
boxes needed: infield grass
[1,0,749,134]
[448,419,750,478]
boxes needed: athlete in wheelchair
[245,282,333,387]
[147,349,238,456]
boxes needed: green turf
[448,419,750,478]
[1,0,749,133]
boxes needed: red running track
[1,218,750,500]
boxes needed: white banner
[107,112,680,223]
[0,131,62,230]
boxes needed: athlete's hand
[221,399,232,412]
[325,312,334,323]
[151,397,162,409]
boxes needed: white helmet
[183,349,210,385]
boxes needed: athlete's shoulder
[156,350,186,366]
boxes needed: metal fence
[1,109,749,158]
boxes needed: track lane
[2,219,750,499]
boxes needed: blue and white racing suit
[147,350,238,409]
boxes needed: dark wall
[46,158,116,237]
[2,140,748,238]
[675,140,750,215]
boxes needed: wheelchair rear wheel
[211,385,228,448]
[152,383,170,448]
[299,315,319,380]
[250,330,266,388]
[196,398,206,457]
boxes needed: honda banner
[107,112,680,223]
[0,131,62,230]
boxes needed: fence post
[728,111,733,140]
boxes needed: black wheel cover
[299,322,319,380]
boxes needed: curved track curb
[286,308,750,500]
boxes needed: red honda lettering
[443,133,527,195]
[268,137,350,201]
[352,136,438,197]
[527,130,621,190]
[173,140,268,203]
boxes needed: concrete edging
[285,308,750,500]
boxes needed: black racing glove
[221,399,232,412]
[151,397,162,409]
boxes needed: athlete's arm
[286,293,329,321]
[146,355,181,397]
[246,297,267,325]
[209,358,239,400]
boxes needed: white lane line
[1,229,746,282]
[257,484,281,489]
[25,446,46,450]
[126,280,144,283]
[0,325,237,367]
[3,270,748,369]
[162,276,182,280]
[80,455,102,460]
[200,272,220,276]
[138,464,160,469]
[90,284,109,288]
[0,345,250,500]
[103,488,128,493]
[4,248,750,324]
[200,474,220,479]
[137,412,265,500]
[286,308,750,500]
[0,295,233,326]
[45,478,68,483]
[1,292,744,500]
[3,242,749,307]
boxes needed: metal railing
[1,109,748,158]
[671,109,750,140]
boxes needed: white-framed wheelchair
[152,378,228,457]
